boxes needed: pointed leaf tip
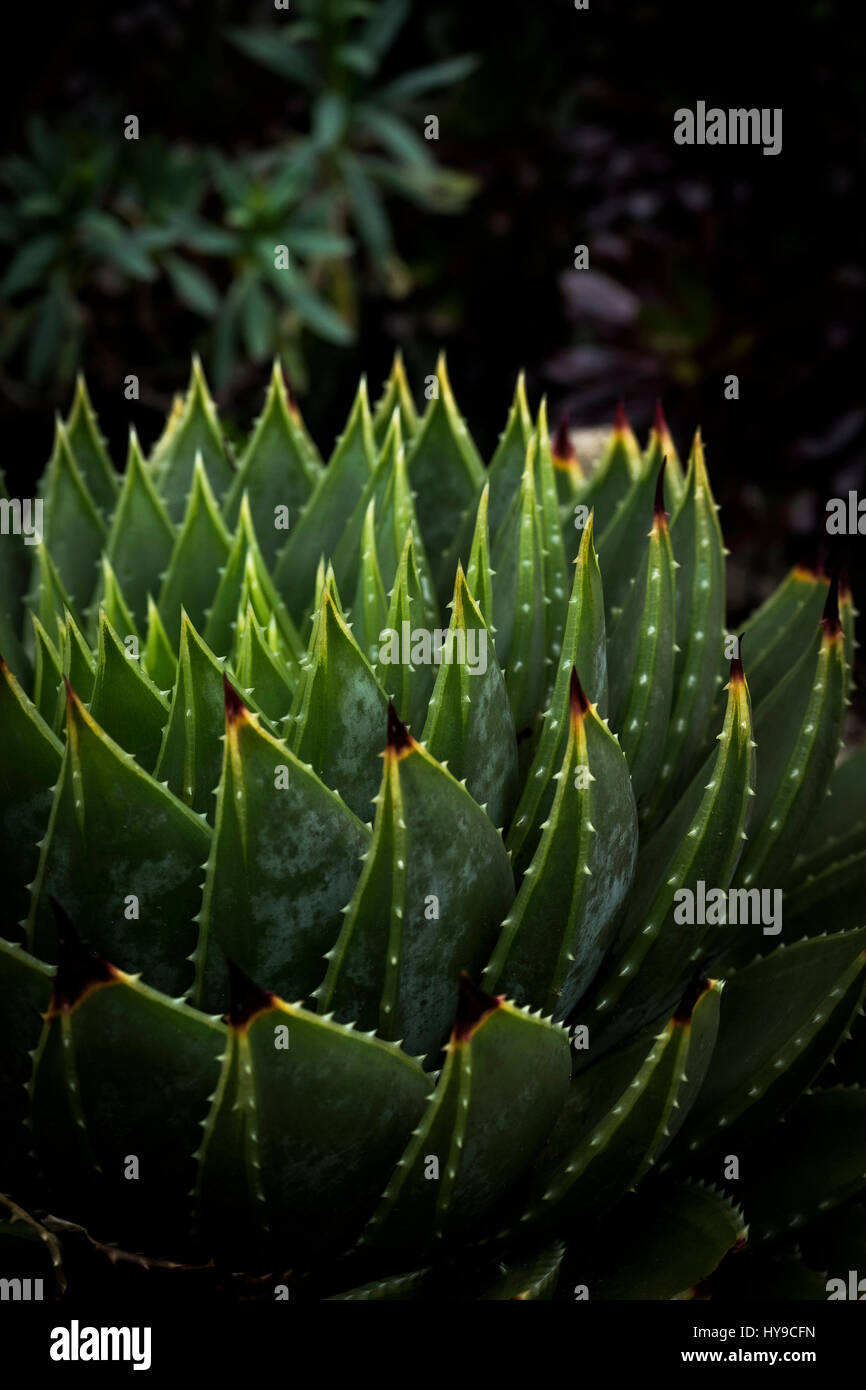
[552,411,575,462]
[822,568,842,637]
[226,957,274,1030]
[223,674,247,724]
[674,974,712,1024]
[50,897,115,1010]
[569,665,590,718]
[386,699,413,755]
[454,971,500,1041]
[730,634,746,685]
[613,399,629,433]
[653,399,668,436]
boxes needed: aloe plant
[1,358,865,1302]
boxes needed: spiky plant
[1,357,865,1302]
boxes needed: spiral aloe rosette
[1,356,865,1302]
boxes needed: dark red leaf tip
[653,458,668,524]
[386,699,413,755]
[552,411,576,462]
[674,975,712,1024]
[569,665,590,718]
[226,958,274,1030]
[224,675,247,724]
[613,399,629,434]
[653,399,668,437]
[730,633,745,684]
[822,568,842,637]
[454,971,501,1041]
[50,898,116,1012]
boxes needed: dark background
[1,0,863,624]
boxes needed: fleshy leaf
[63,374,118,518]
[155,613,232,817]
[606,470,677,807]
[484,669,637,1018]
[465,484,494,631]
[360,980,569,1252]
[372,350,419,443]
[374,531,437,734]
[405,355,484,593]
[40,420,106,611]
[643,400,685,512]
[491,438,548,731]
[157,454,232,647]
[30,614,63,729]
[193,688,369,1012]
[234,604,295,725]
[195,974,429,1261]
[0,939,52,1196]
[422,564,518,829]
[507,516,608,876]
[27,686,211,996]
[89,611,170,769]
[567,405,642,557]
[204,494,302,671]
[318,707,515,1059]
[350,499,388,665]
[150,356,233,522]
[273,378,377,623]
[485,373,533,538]
[105,430,176,631]
[143,595,177,691]
[223,361,322,567]
[0,659,62,934]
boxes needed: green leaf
[27,542,83,650]
[164,253,220,318]
[143,595,177,691]
[643,435,726,821]
[227,26,317,88]
[273,378,376,624]
[734,602,846,898]
[491,439,548,731]
[788,744,866,884]
[204,494,302,672]
[465,484,494,631]
[287,581,388,821]
[89,611,170,769]
[30,613,62,729]
[150,357,234,523]
[405,355,484,594]
[533,402,569,680]
[105,430,176,631]
[716,566,828,724]
[223,361,321,568]
[567,408,642,558]
[594,455,659,627]
[374,531,437,734]
[157,454,232,648]
[606,481,677,808]
[339,150,393,260]
[40,420,106,611]
[155,614,231,818]
[193,690,370,1012]
[740,1088,866,1242]
[476,1243,565,1301]
[376,54,479,103]
[486,373,533,538]
[359,980,569,1253]
[484,669,637,1020]
[665,929,866,1161]
[422,565,518,830]
[233,604,295,726]
[518,1011,693,1227]
[372,350,419,443]
[29,935,224,1252]
[507,515,608,876]
[567,1183,746,1299]
[349,499,388,666]
[0,659,62,934]
[318,709,515,1059]
[26,686,211,996]
[581,658,755,1047]
[56,609,96,714]
[95,555,138,646]
[64,374,118,519]
[0,939,52,1197]
[195,973,429,1262]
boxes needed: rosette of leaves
[1,355,865,1302]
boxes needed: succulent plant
[2,356,865,1303]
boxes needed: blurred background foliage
[0,0,863,620]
